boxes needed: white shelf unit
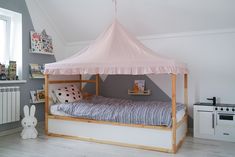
[29,49,54,55]
[30,100,45,104]
[0,80,27,84]
[29,76,44,79]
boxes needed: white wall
[63,30,235,117]
[142,31,235,116]
[25,0,66,60]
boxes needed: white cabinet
[194,105,215,139]
[194,104,235,142]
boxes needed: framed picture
[30,91,38,103]
[133,80,145,93]
[37,89,45,101]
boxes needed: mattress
[50,96,186,127]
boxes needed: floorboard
[0,127,234,157]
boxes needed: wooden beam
[184,73,189,135]
[48,79,96,84]
[171,74,177,153]
[78,75,82,91]
[44,74,49,135]
[48,115,171,130]
[96,74,100,96]
[184,74,188,112]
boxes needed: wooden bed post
[96,74,100,96]
[184,73,188,134]
[184,74,188,112]
[171,74,177,153]
[78,74,82,91]
[44,74,49,135]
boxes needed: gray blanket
[54,96,185,127]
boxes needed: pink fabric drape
[45,19,188,75]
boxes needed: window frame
[0,14,11,65]
[0,7,22,80]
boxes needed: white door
[194,105,215,139]
[198,110,215,136]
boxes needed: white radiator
[0,86,20,124]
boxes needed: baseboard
[188,128,193,136]
[0,127,22,137]
[0,121,44,137]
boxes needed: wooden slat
[48,79,96,84]
[184,74,188,112]
[82,93,93,100]
[175,115,187,153]
[184,74,188,135]
[48,133,173,153]
[44,74,49,135]
[171,74,177,153]
[176,132,187,153]
[96,74,100,96]
[48,115,171,130]
[78,75,82,91]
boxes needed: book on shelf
[133,80,145,93]
[41,29,53,53]
[30,89,45,103]
[30,30,53,53]
[30,31,43,52]
[29,64,44,78]
[36,89,45,101]
[30,90,38,103]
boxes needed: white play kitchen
[194,97,235,142]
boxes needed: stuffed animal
[21,105,38,139]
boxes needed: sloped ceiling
[30,0,235,43]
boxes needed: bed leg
[96,74,100,96]
[171,74,177,153]
[184,74,188,135]
[44,74,49,135]
[79,74,82,91]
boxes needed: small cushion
[54,84,82,103]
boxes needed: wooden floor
[0,129,235,157]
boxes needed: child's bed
[45,74,188,153]
[44,19,188,153]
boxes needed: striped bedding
[51,96,185,127]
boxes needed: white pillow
[54,84,82,103]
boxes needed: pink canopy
[44,19,188,75]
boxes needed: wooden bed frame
[44,74,188,153]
